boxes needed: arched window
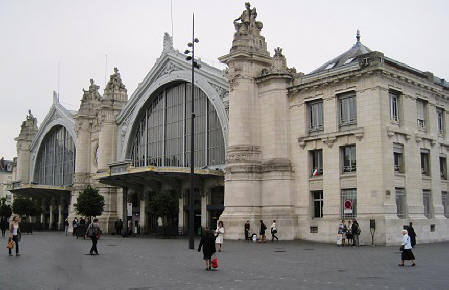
[34,126,75,186]
[130,83,225,168]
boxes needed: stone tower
[219,3,296,239]
[15,110,38,184]
[97,68,128,231]
[69,70,128,233]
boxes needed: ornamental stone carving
[104,68,127,101]
[229,3,268,55]
[233,2,263,36]
[163,32,174,52]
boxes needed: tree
[0,197,12,219]
[12,198,35,217]
[74,185,104,220]
[147,190,178,227]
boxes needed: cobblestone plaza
[0,232,448,290]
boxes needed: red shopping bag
[211,256,218,268]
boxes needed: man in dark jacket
[259,220,267,243]
[198,228,216,271]
[351,219,361,246]
[408,222,417,248]
[244,220,250,240]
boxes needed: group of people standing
[337,219,361,247]
[244,220,278,242]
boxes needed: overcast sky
[1,0,448,160]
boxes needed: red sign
[344,200,352,214]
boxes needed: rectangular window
[342,145,356,173]
[310,149,323,176]
[312,191,323,218]
[423,190,432,218]
[420,149,430,176]
[339,92,357,128]
[308,100,323,133]
[437,107,445,136]
[341,189,357,218]
[395,188,407,219]
[442,191,448,218]
[393,143,404,173]
[390,90,400,123]
[440,156,447,180]
[417,99,427,130]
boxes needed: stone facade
[8,4,449,244]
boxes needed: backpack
[87,224,99,237]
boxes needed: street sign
[127,202,132,217]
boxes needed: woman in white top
[399,229,416,267]
[8,215,21,256]
[215,221,225,252]
[270,220,278,241]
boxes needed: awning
[8,183,71,199]
[96,161,224,190]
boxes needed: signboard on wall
[344,200,353,214]
[127,202,132,217]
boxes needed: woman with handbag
[198,228,216,271]
[8,215,21,256]
[399,229,416,267]
[215,221,225,252]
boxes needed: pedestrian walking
[72,217,78,236]
[244,220,250,241]
[270,220,279,241]
[85,218,101,255]
[64,218,69,236]
[198,227,216,271]
[8,215,21,256]
[337,219,347,246]
[346,220,353,246]
[259,220,267,243]
[0,218,7,237]
[408,222,417,248]
[399,229,416,267]
[215,221,225,252]
[351,219,361,247]
[117,219,123,236]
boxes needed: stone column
[201,192,208,229]
[49,201,55,230]
[122,187,128,236]
[58,203,63,230]
[178,194,185,234]
[40,200,46,226]
[139,192,148,234]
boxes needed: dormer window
[325,63,336,70]
[344,57,355,65]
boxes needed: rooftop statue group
[233,2,263,35]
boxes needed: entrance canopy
[97,161,224,189]
[8,182,71,199]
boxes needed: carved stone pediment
[155,61,181,80]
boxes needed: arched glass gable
[130,83,225,168]
[34,126,75,186]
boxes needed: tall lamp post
[184,14,201,250]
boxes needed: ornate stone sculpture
[163,32,174,52]
[233,2,263,36]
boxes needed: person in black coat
[198,228,216,271]
[408,222,417,248]
[259,220,267,243]
[244,220,250,241]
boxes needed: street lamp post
[184,14,201,250]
